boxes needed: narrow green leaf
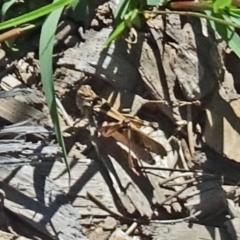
[146,0,165,6]
[39,4,71,182]
[207,10,240,59]
[213,0,231,13]
[222,14,240,58]
[229,15,240,25]
[114,0,130,20]
[1,0,16,21]
[104,21,127,47]
[105,7,139,47]
[227,7,240,17]
[70,0,91,26]
[71,0,81,8]
[128,8,139,22]
[228,8,240,14]
[0,0,73,30]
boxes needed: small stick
[0,24,36,43]
[55,97,74,126]
[187,105,195,156]
[151,210,201,223]
[139,166,218,177]
[159,172,202,186]
[87,192,201,224]
[165,178,197,186]
[178,139,189,170]
[125,222,138,235]
[158,185,188,205]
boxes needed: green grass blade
[213,0,231,13]
[39,4,71,182]
[206,10,240,59]
[1,0,16,20]
[114,0,130,20]
[104,8,138,47]
[222,14,240,58]
[104,20,127,47]
[146,0,165,5]
[0,0,73,30]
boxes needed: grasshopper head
[76,85,95,108]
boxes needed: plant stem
[142,10,240,29]
[0,24,35,43]
[232,0,240,7]
[168,1,212,11]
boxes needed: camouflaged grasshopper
[76,85,167,169]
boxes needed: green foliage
[208,11,240,59]
[105,8,138,47]
[39,1,71,182]
[213,0,231,13]
[114,0,131,21]
[104,0,170,47]
[104,0,143,47]
[145,0,169,6]
[106,0,240,59]
[205,0,240,58]
[0,0,74,181]
[2,0,240,183]
[1,0,16,21]
[0,0,73,30]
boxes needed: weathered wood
[204,85,240,160]
[109,229,133,240]
[57,28,140,91]
[0,139,60,155]
[141,222,232,240]
[41,158,119,217]
[0,124,52,136]
[0,98,45,123]
[224,218,240,239]
[36,140,231,224]
[46,137,175,218]
[96,136,153,217]
[0,165,87,240]
[192,147,240,184]
[178,176,228,224]
[39,151,168,219]
[0,230,31,240]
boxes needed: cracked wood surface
[57,14,224,124]
[1,2,240,239]
[141,221,232,240]
[0,165,86,240]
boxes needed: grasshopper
[76,85,167,169]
